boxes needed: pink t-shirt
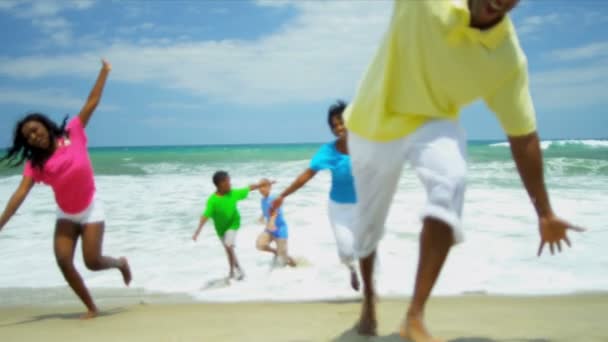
[23,117,95,214]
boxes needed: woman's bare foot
[287,257,297,267]
[400,313,444,342]
[80,309,98,320]
[356,298,377,336]
[118,257,132,286]
[350,270,360,291]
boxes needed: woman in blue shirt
[271,100,359,291]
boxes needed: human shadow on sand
[333,328,551,342]
[0,307,126,327]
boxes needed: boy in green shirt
[192,171,272,281]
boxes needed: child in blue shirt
[257,179,296,267]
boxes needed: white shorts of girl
[348,120,467,259]
[328,200,357,269]
[56,197,105,225]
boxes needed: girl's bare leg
[81,221,131,285]
[54,220,97,319]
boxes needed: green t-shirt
[202,187,250,237]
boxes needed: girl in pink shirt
[0,59,131,319]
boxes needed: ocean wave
[0,157,607,301]
[490,140,608,150]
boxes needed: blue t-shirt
[261,195,288,228]
[309,141,357,204]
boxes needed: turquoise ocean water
[0,139,606,302]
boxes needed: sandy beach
[0,292,606,342]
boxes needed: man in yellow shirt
[344,0,585,341]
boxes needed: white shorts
[222,229,237,247]
[349,120,467,258]
[56,197,105,225]
[328,200,357,269]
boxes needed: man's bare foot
[356,316,378,336]
[118,257,132,286]
[287,257,297,267]
[350,270,360,291]
[356,298,377,336]
[400,313,444,342]
[80,309,98,320]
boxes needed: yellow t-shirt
[344,0,537,142]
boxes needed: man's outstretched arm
[508,132,585,256]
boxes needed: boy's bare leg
[222,230,244,280]
[256,232,277,256]
[223,244,236,278]
[357,250,377,336]
[400,218,452,342]
[233,251,245,280]
[223,245,245,280]
[276,239,296,267]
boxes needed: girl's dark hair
[213,170,229,187]
[327,100,347,129]
[1,113,68,170]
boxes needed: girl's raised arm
[78,59,112,128]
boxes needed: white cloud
[116,22,157,35]
[0,0,23,11]
[255,0,293,8]
[147,102,206,111]
[0,0,97,46]
[0,88,83,110]
[0,87,120,113]
[0,1,392,105]
[4,1,602,114]
[32,16,69,30]
[210,7,229,15]
[549,42,608,62]
[530,61,608,110]
[517,13,561,35]
[533,41,608,109]
[583,12,608,26]
[72,0,95,10]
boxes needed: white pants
[56,197,105,225]
[328,200,357,269]
[349,120,467,258]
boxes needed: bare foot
[80,309,98,320]
[287,257,297,267]
[118,257,132,286]
[234,268,245,281]
[356,298,377,336]
[400,314,444,342]
[350,270,360,291]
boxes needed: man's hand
[538,214,585,256]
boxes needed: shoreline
[0,293,606,341]
[2,286,608,308]
[0,286,608,310]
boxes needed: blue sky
[0,0,607,147]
